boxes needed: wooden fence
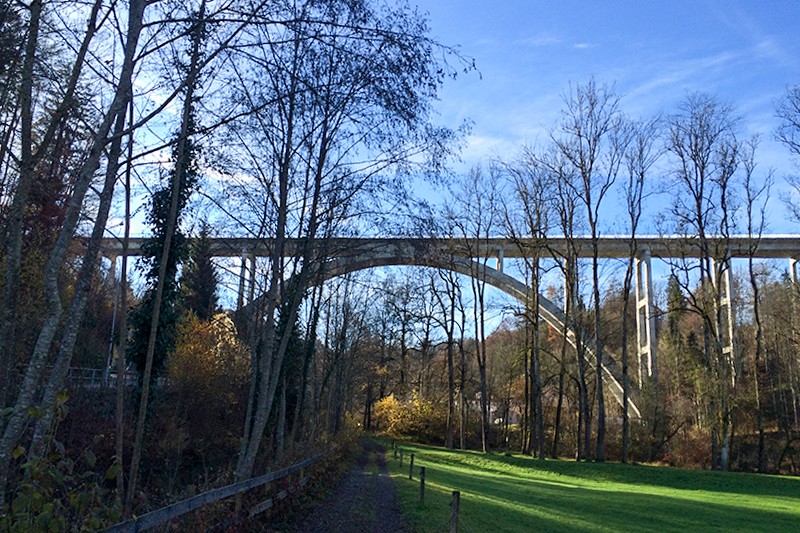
[102,451,331,532]
[395,442,462,533]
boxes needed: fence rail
[102,452,329,532]
[63,367,138,388]
[395,443,466,533]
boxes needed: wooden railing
[102,451,331,532]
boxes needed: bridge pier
[236,251,258,309]
[711,257,737,385]
[496,247,504,273]
[237,252,247,309]
[247,253,256,304]
[106,254,117,281]
[790,257,799,285]
[635,247,657,384]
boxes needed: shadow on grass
[494,452,800,498]
[384,440,800,533]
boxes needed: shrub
[373,393,447,444]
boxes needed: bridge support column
[711,257,737,386]
[247,253,256,304]
[790,257,798,285]
[496,248,504,273]
[236,251,257,309]
[237,252,247,310]
[635,247,656,385]
[106,255,117,281]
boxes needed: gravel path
[289,439,409,533]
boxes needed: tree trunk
[125,4,201,513]
[529,259,544,459]
[30,100,128,456]
[552,259,573,459]
[115,104,134,500]
[473,263,490,453]
[0,0,42,399]
[621,252,635,464]
[592,250,606,462]
[552,347,567,458]
[0,0,144,497]
[459,326,467,450]
[276,377,287,462]
[446,288,456,449]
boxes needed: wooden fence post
[399,449,403,466]
[409,454,414,479]
[419,466,426,504]
[393,441,397,459]
[450,491,460,533]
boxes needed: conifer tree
[128,110,200,381]
[181,221,218,320]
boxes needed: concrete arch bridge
[101,234,800,421]
[310,239,642,419]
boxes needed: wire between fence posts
[450,490,460,533]
[419,466,426,504]
[409,454,414,479]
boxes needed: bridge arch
[319,250,641,419]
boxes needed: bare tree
[775,83,800,448]
[0,0,270,499]
[544,149,590,460]
[0,0,147,496]
[501,150,553,458]
[428,268,459,448]
[125,3,206,514]
[227,0,463,481]
[449,165,502,453]
[665,93,741,470]
[619,117,660,463]
[776,84,800,164]
[551,78,627,461]
[742,136,772,472]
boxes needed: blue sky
[415,0,800,224]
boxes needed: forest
[0,0,799,528]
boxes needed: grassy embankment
[384,440,800,533]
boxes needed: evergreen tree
[181,221,219,320]
[128,110,200,381]
[666,274,686,342]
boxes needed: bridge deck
[96,235,800,259]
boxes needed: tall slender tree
[552,78,627,461]
[0,0,146,496]
[449,166,501,453]
[126,2,205,514]
[230,0,464,481]
[665,93,741,470]
[502,149,552,459]
[181,221,219,321]
[619,117,659,463]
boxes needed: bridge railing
[102,450,334,532]
[63,367,138,388]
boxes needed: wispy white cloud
[625,50,737,101]
[706,3,799,71]
[752,37,799,70]
[514,34,597,51]
[515,33,562,47]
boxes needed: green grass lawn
[383,440,800,533]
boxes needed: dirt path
[288,439,409,533]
